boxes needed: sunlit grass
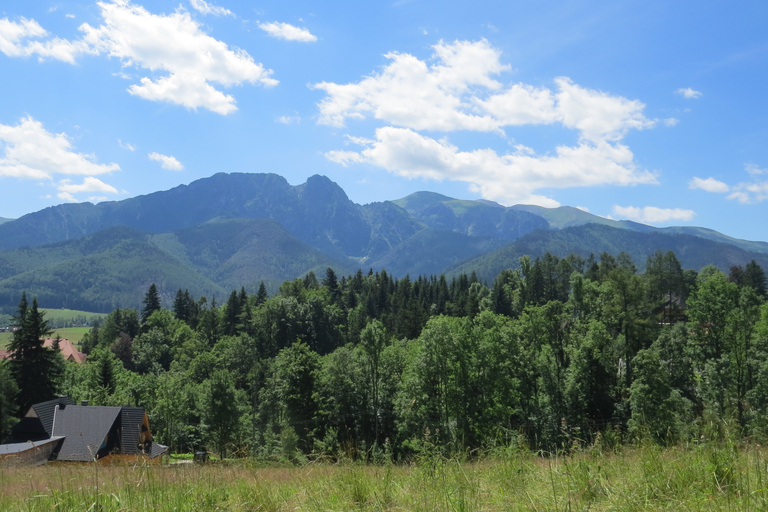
[2,443,768,511]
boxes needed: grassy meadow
[2,442,768,511]
[0,327,91,349]
[0,308,104,348]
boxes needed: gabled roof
[43,338,87,364]
[3,398,167,463]
[52,406,122,462]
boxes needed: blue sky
[1,0,767,241]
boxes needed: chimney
[81,400,89,406]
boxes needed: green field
[1,444,766,511]
[40,308,106,324]
[0,307,102,349]
[0,327,92,349]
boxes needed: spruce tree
[141,283,161,324]
[7,294,62,414]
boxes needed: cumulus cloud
[0,16,93,63]
[1,2,276,114]
[676,87,702,99]
[258,21,317,42]
[188,0,233,17]
[728,182,768,204]
[0,115,120,180]
[689,176,729,193]
[317,39,657,206]
[57,176,118,201]
[664,117,679,127]
[612,205,696,224]
[79,1,277,114]
[746,163,767,175]
[328,127,657,206]
[148,151,184,170]
[314,39,507,131]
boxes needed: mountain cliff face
[0,172,765,311]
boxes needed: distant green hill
[449,223,768,282]
[0,220,355,311]
[0,217,12,226]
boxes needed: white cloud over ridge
[328,127,657,206]
[612,205,695,224]
[149,151,184,170]
[728,182,768,204]
[58,176,118,202]
[689,176,729,193]
[0,116,120,180]
[317,39,658,206]
[258,21,317,42]
[1,1,276,114]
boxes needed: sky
[1,1,767,242]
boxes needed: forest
[2,249,768,462]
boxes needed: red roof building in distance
[43,338,87,364]
[0,338,87,364]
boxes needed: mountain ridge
[0,171,765,311]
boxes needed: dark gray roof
[149,442,168,458]
[52,406,122,462]
[0,437,65,456]
[119,407,146,455]
[30,397,75,437]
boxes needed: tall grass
[3,442,768,510]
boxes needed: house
[1,397,167,464]
[0,338,87,364]
[43,338,87,364]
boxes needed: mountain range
[0,172,766,312]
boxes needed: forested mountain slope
[0,220,353,311]
[450,223,768,282]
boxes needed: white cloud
[612,205,696,224]
[317,39,657,206]
[258,21,317,42]
[148,151,184,170]
[728,182,768,204]
[79,1,277,114]
[276,115,300,124]
[2,2,276,115]
[689,176,729,193]
[328,127,657,206]
[553,77,655,143]
[664,117,679,127]
[314,40,654,142]
[0,116,120,180]
[0,16,93,63]
[746,163,767,175]
[314,39,507,131]
[676,87,702,99]
[189,0,233,17]
[118,139,136,151]
[66,14,76,19]
[57,176,118,201]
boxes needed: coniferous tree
[7,294,62,414]
[141,283,161,324]
[255,281,268,305]
[0,361,19,439]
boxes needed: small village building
[1,397,166,465]
[0,338,87,364]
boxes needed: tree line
[2,250,768,460]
